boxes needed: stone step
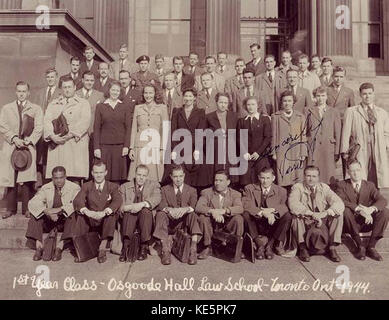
[0,214,29,230]
[0,229,27,249]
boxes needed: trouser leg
[138,208,153,243]
[198,215,213,247]
[368,208,389,248]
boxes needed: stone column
[206,0,241,56]
[21,0,52,9]
[190,0,207,60]
[0,0,21,9]
[382,0,389,72]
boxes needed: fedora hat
[11,147,32,172]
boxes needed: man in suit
[76,71,104,174]
[242,168,292,260]
[298,54,321,97]
[336,160,389,261]
[256,54,286,115]
[275,50,299,78]
[80,46,100,79]
[183,52,203,77]
[35,68,62,113]
[195,56,225,92]
[196,170,244,260]
[224,57,245,98]
[59,56,83,90]
[153,54,169,84]
[246,43,266,76]
[216,52,235,80]
[276,69,313,113]
[289,166,345,262]
[154,165,201,265]
[119,164,161,261]
[232,68,263,117]
[163,72,183,118]
[196,73,219,114]
[310,54,323,77]
[119,69,141,123]
[326,66,355,119]
[132,55,162,92]
[93,62,114,96]
[172,56,195,94]
[73,160,122,263]
[26,166,80,261]
[319,57,333,87]
[111,44,132,80]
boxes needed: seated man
[195,170,244,260]
[26,166,80,261]
[242,167,292,260]
[119,164,161,262]
[154,165,201,265]
[289,166,345,263]
[336,160,389,261]
[73,160,122,263]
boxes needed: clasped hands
[210,208,227,224]
[258,208,277,225]
[243,152,260,161]
[164,207,191,220]
[355,205,376,225]
[12,137,33,149]
[44,207,63,222]
[50,132,79,145]
[82,208,111,220]
[120,202,148,215]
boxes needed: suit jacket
[59,73,83,90]
[119,87,141,128]
[326,84,355,119]
[224,75,244,98]
[298,71,321,96]
[232,86,264,118]
[275,64,299,78]
[119,179,161,210]
[34,86,62,112]
[335,179,387,212]
[256,71,286,115]
[76,88,104,135]
[158,184,198,210]
[28,180,81,219]
[173,72,195,94]
[132,71,162,91]
[246,59,266,76]
[80,60,100,79]
[93,77,115,96]
[196,89,219,114]
[242,183,288,217]
[319,74,333,87]
[288,182,345,217]
[183,65,204,77]
[195,72,225,93]
[276,86,313,113]
[195,187,244,216]
[111,58,132,80]
[215,65,235,80]
[162,88,183,118]
[74,180,122,213]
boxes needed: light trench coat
[44,96,91,179]
[341,104,389,188]
[0,100,43,187]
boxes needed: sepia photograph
[0,0,388,308]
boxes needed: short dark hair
[333,66,346,75]
[189,52,199,58]
[16,81,30,90]
[304,165,320,175]
[321,57,333,65]
[280,90,297,104]
[313,86,327,97]
[182,88,197,97]
[214,170,230,181]
[45,68,58,76]
[311,54,320,61]
[346,159,362,170]
[205,56,216,63]
[52,166,66,176]
[243,96,260,111]
[136,164,149,174]
[82,71,95,79]
[92,159,106,169]
[299,54,309,61]
[250,43,261,50]
[119,69,131,77]
[217,52,227,58]
[282,50,291,56]
[359,82,374,93]
[61,75,75,86]
[243,68,255,76]
[170,165,185,175]
[173,56,184,64]
[235,57,245,65]
[84,46,94,53]
[215,92,230,103]
[258,167,275,176]
[70,56,80,64]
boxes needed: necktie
[176,188,182,207]
[206,90,210,100]
[191,66,195,74]
[239,75,243,85]
[310,186,317,212]
[268,72,273,83]
[167,90,173,107]
[120,59,124,70]
[85,90,91,99]
[354,183,360,194]
[366,106,377,126]
[97,184,103,193]
[219,193,225,208]
[53,187,63,208]
[261,189,268,208]
[135,185,143,203]
[46,87,52,106]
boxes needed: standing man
[310,54,323,77]
[319,57,334,87]
[326,66,355,119]
[216,52,234,80]
[289,166,345,262]
[196,73,219,114]
[119,69,141,122]
[336,160,389,261]
[0,81,43,219]
[93,62,114,96]
[298,54,321,97]
[275,50,299,78]
[246,43,266,76]
[172,56,195,94]
[35,68,62,113]
[26,166,80,261]
[44,76,91,184]
[224,58,246,99]
[111,44,132,80]
[73,160,122,263]
[154,165,201,265]
[80,46,100,79]
[196,170,244,260]
[154,54,168,84]
[195,56,225,92]
[242,168,293,259]
[59,56,83,90]
[162,72,183,118]
[119,165,161,261]
[183,52,203,77]
[132,55,161,92]
[341,83,389,189]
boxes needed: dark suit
[246,59,266,76]
[320,74,333,87]
[242,183,292,244]
[326,84,355,119]
[276,86,313,113]
[119,87,142,126]
[336,179,389,248]
[232,86,264,118]
[237,115,272,185]
[196,187,244,246]
[256,71,286,115]
[162,88,183,118]
[73,181,122,240]
[153,184,201,243]
[174,72,195,93]
[80,60,100,79]
[93,77,115,96]
[59,73,83,90]
[184,65,204,77]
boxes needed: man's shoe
[188,245,198,265]
[97,250,107,263]
[328,248,341,262]
[2,211,15,220]
[119,239,130,262]
[161,250,171,265]
[33,248,43,261]
[298,247,310,262]
[274,241,285,256]
[52,248,62,261]
[367,248,383,261]
[265,246,274,260]
[24,211,31,219]
[256,246,265,260]
[355,247,366,260]
[198,247,210,260]
[138,245,149,261]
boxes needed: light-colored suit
[195,72,225,93]
[215,65,235,80]
[76,88,104,135]
[256,71,286,115]
[162,88,183,118]
[196,89,219,114]
[34,86,62,113]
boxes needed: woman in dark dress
[237,96,272,186]
[94,80,131,183]
[170,88,208,188]
[205,92,239,186]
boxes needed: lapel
[232,77,241,90]
[226,111,235,129]
[265,185,276,205]
[208,111,221,129]
[252,184,263,207]
[345,179,359,203]
[356,104,369,123]
[211,189,222,209]
[92,181,109,208]
[141,103,157,115]
[166,184,178,207]
[262,73,273,89]
[181,184,190,207]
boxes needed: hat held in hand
[11,146,32,172]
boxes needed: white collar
[136,184,144,191]
[262,186,271,194]
[166,88,175,95]
[125,86,130,95]
[174,185,184,194]
[254,57,261,65]
[82,88,92,95]
[95,181,105,190]
[245,113,260,121]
